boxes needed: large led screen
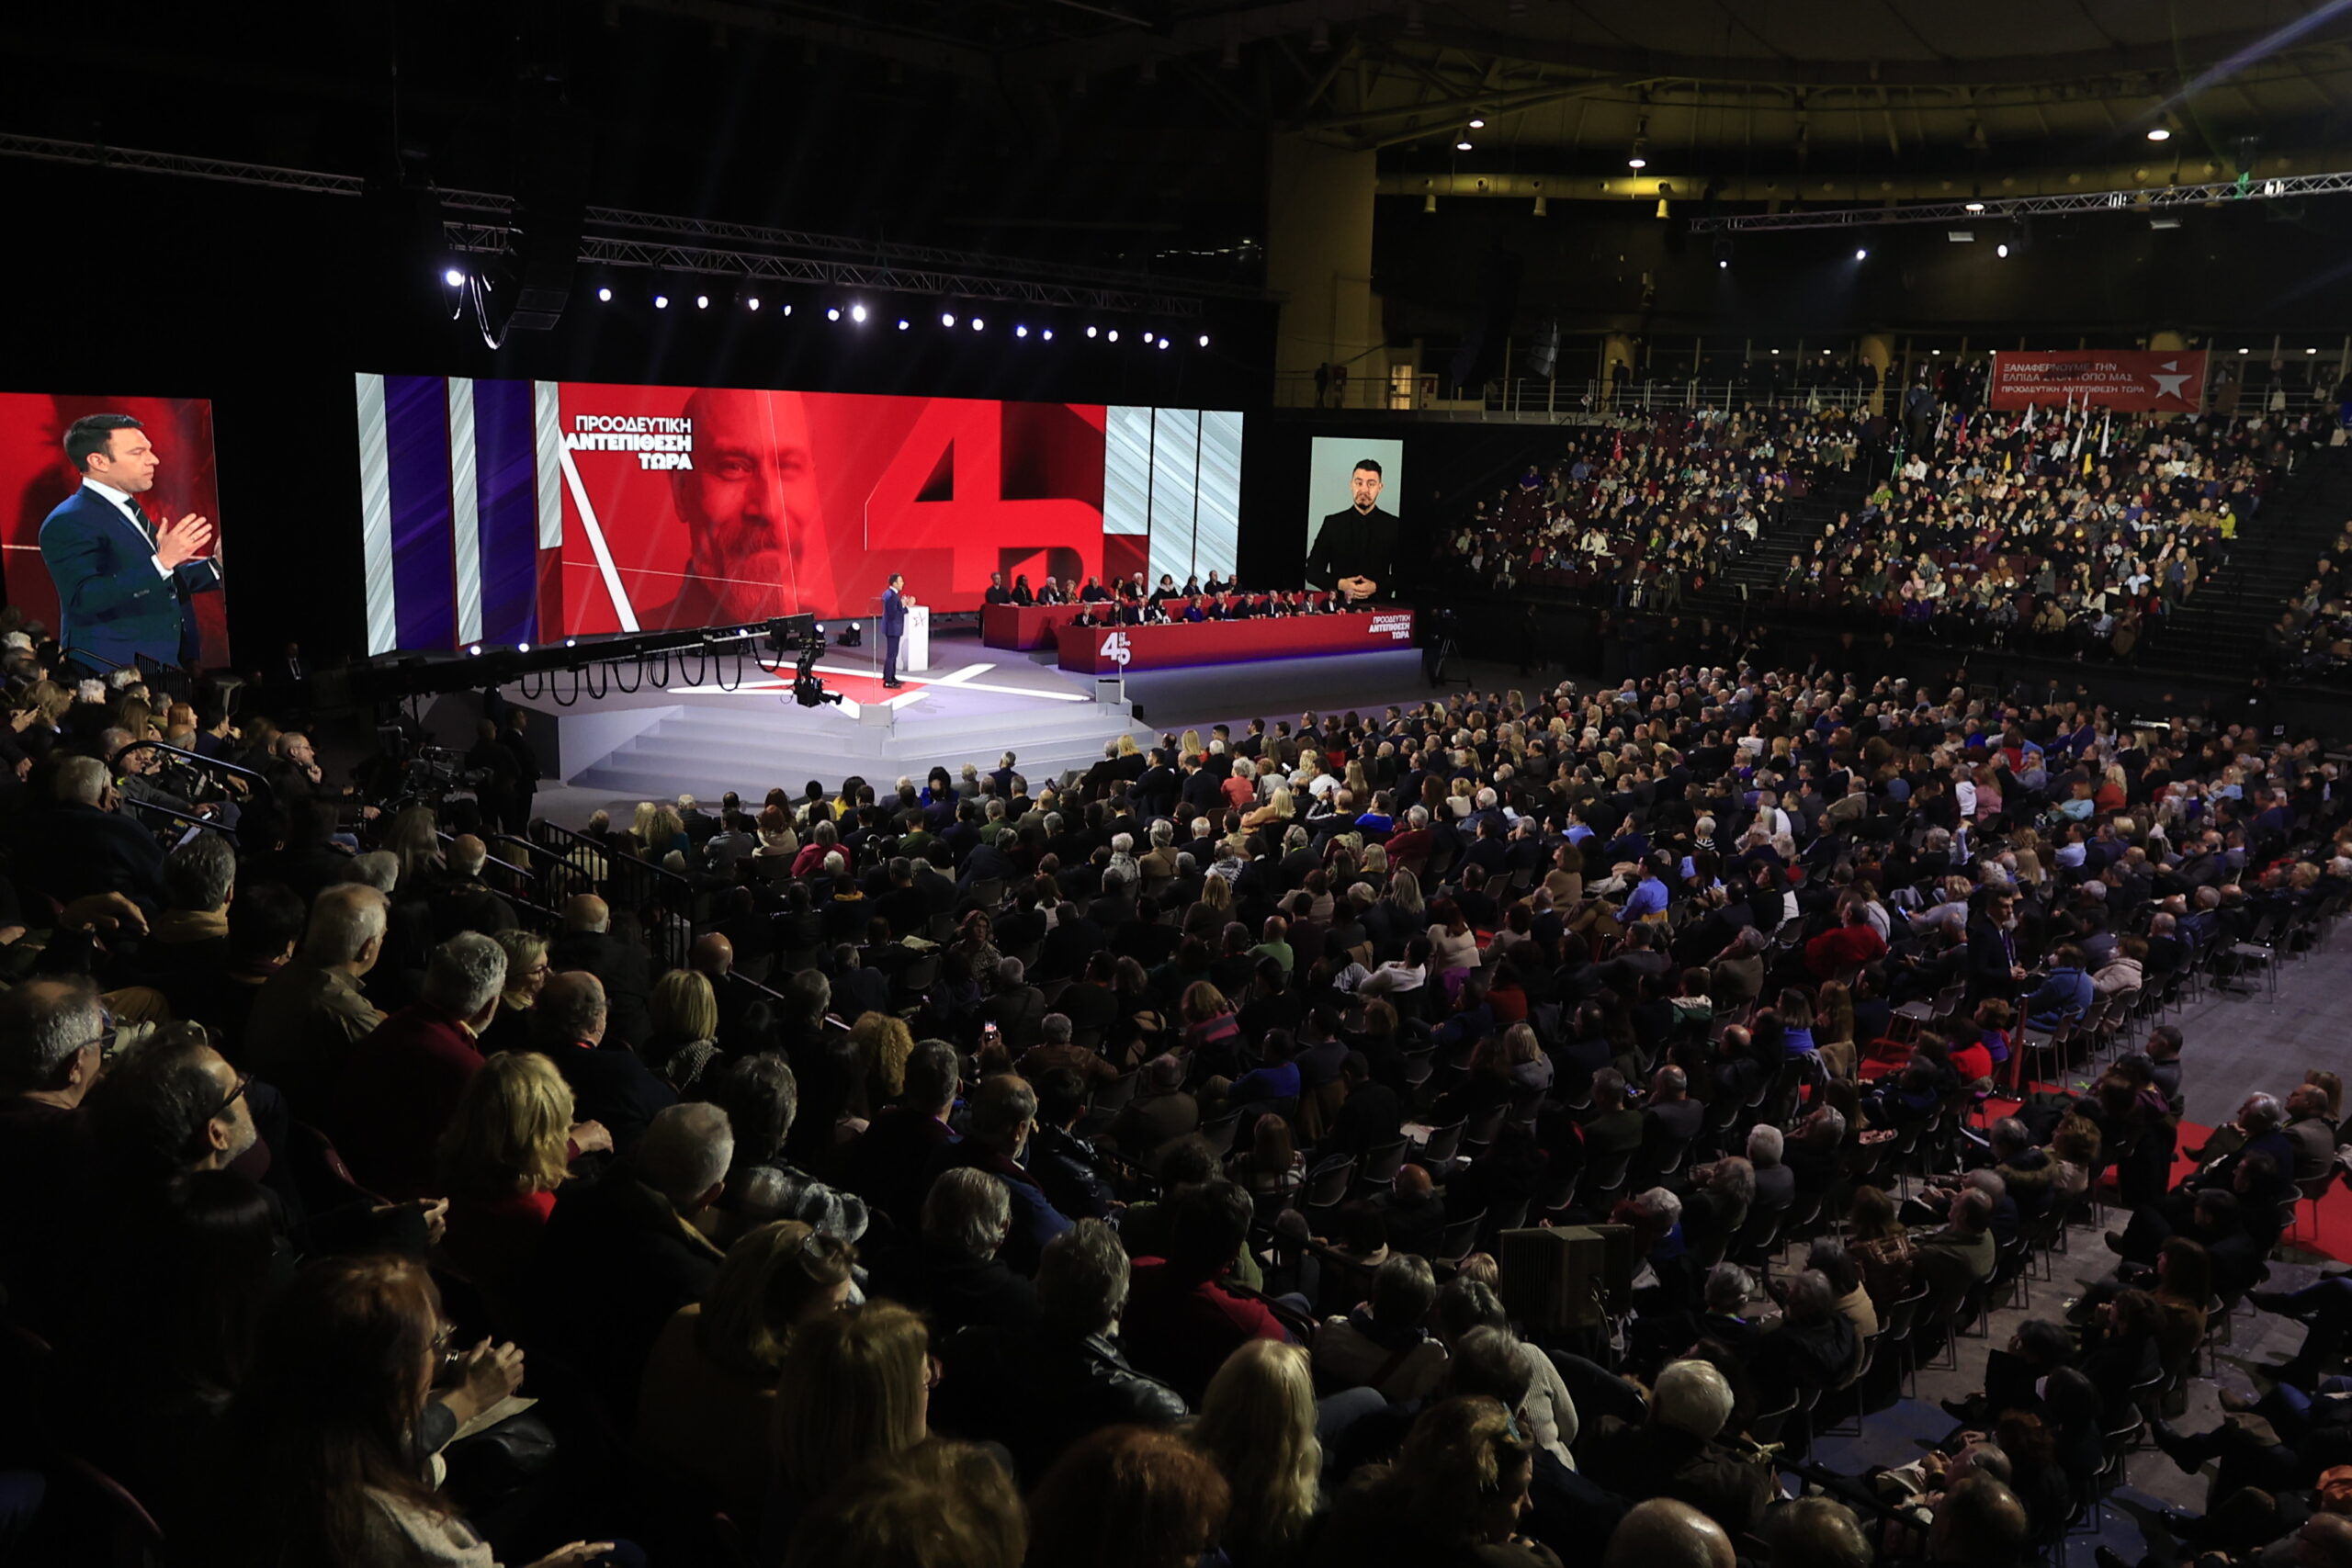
[0,391,229,669]
[354,375,1243,655]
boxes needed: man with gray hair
[867,1166,1038,1337]
[126,831,239,1021]
[981,1216,1186,1473]
[26,750,167,908]
[530,1099,729,1413]
[245,882,390,1116]
[1583,1357,1775,1536]
[328,931,506,1201]
[922,1072,1071,1274]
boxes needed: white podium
[899,604,930,673]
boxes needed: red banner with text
[1987,351,2208,412]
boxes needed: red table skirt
[982,593,1341,650]
[1054,609,1418,673]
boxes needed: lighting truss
[0,130,1248,318]
[443,221,1209,318]
[1687,169,2352,232]
[440,191,1261,303]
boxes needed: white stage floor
[415,627,1532,826]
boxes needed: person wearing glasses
[194,1251,622,1568]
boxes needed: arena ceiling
[6,2,2350,259]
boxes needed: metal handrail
[106,740,275,807]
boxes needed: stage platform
[419,627,1535,825]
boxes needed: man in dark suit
[528,972,677,1153]
[548,894,652,1047]
[882,571,909,688]
[39,413,221,672]
[1305,457,1400,604]
[18,755,168,910]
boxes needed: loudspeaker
[1448,248,1523,390]
[1498,1224,1634,1333]
[1526,318,1561,380]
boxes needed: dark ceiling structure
[10,2,2351,274]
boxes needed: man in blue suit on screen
[39,413,221,674]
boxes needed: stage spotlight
[942,310,956,328]
[970,316,984,331]
[1016,324,1030,338]
[744,295,760,310]
[1198,333,1210,347]
[898,318,910,330]
[1964,200,1985,213]
[1042,328,1054,341]
[1086,325,1099,338]
[467,644,483,657]
[1854,247,1868,260]
[564,638,576,649]
[516,642,531,654]
[596,286,613,302]
[1456,136,1474,152]
[444,266,466,288]
[695,294,709,310]
[781,303,793,317]
[2147,125,2172,142]
[1158,337,1170,349]
[825,307,840,321]
[1717,259,1727,269]
[1996,243,2010,258]
[1107,329,1120,343]
[1468,116,1486,129]
[850,303,867,322]
[654,293,670,309]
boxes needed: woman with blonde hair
[850,1010,917,1108]
[1243,786,1291,834]
[647,967,722,1092]
[628,799,662,849]
[479,929,551,1055]
[1193,1339,1323,1567]
[766,1303,932,1554]
[637,1220,856,1523]
[435,1052,605,1312]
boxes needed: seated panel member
[1012,574,1037,606]
[984,571,1013,605]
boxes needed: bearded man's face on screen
[669,389,820,621]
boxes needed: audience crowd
[10,619,2352,1568]
[1439,392,2335,663]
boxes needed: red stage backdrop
[1987,351,2209,412]
[553,384,1128,634]
[0,391,229,665]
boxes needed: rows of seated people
[12,638,2352,1568]
[984,568,1361,626]
[1438,401,2331,660]
[2268,517,2352,682]
[1435,404,1849,604]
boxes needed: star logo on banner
[2151,360,2191,400]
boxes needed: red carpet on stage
[1982,1092,2352,1262]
